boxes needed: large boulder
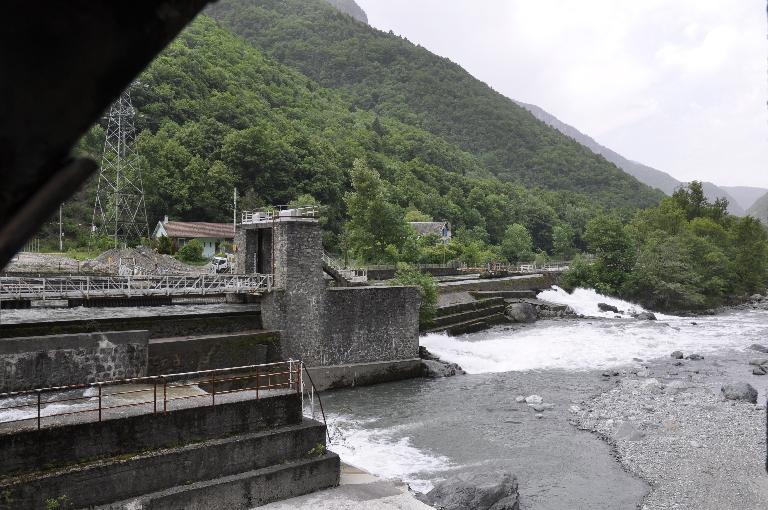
[597,303,620,313]
[422,359,466,378]
[418,472,519,510]
[505,303,537,323]
[634,311,657,320]
[749,344,768,353]
[721,382,758,403]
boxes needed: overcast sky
[356,0,767,188]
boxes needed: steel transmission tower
[91,89,149,247]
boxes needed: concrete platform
[258,463,432,510]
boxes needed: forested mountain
[322,0,367,24]
[722,186,768,211]
[747,192,768,225]
[59,15,604,258]
[205,0,663,211]
[516,100,746,216]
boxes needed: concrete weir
[237,215,421,390]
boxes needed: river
[319,287,768,509]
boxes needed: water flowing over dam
[319,288,768,509]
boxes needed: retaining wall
[0,330,148,392]
[0,310,262,339]
[0,392,301,477]
[147,330,281,375]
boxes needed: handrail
[0,273,273,301]
[298,360,332,444]
[0,360,301,432]
[241,205,320,225]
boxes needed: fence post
[36,390,41,430]
[98,383,102,422]
[211,372,216,407]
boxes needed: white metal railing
[241,205,320,225]
[321,252,367,283]
[485,260,573,273]
[0,273,273,301]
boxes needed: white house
[153,217,234,258]
[408,221,451,242]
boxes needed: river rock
[670,351,684,359]
[750,293,763,302]
[721,382,758,403]
[524,394,543,404]
[686,353,704,361]
[421,359,465,378]
[505,303,537,323]
[748,358,768,366]
[749,343,768,353]
[634,312,657,320]
[752,366,766,376]
[418,472,519,510]
[597,303,620,313]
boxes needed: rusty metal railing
[0,361,301,432]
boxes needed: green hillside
[206,0,663,210]
[747,192,768,225]
[55,15,604,259]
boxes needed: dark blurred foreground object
[0,0,212,269]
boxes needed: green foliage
[567,183,768,311]
[389,263,438,324]
[307,443,326,457]
[404,208,432,222]
[500,224,533,263]
[344,159,409,262]
[156,235,175,255]
[552,223,575,258]
[176,239,204,262]
[207,0,663,211]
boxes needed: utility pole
[59,205,63,252]
[91,87,149,248]
[233,188,237,236]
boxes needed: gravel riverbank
[574,350,768,509]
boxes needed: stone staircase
[424,297,508,335]
[0,393,339,509]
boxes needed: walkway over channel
[0,273,273,301]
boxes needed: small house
[408,221,451,242]
[153,217,234,258]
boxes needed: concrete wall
[147,330,281,375]
[367,266,461,280]
[322,286,419,365]
[0,392,301,477]
[438,273,559,294]
[261,220,326,365]
[0,310,262,339]
[1,421,329,509]
[0,330,148,392]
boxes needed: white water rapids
[421,287,765,373]
[324,287,768,492]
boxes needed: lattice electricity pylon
[91,88,149,247]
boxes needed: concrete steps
[424,297,508,335]
[120,453,340,510]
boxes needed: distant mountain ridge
[322,0,367,24]
[720,186,768,212]
[515,100,748,216]
[747,191,768,225]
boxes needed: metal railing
[241,205,320,225]
[321,252,367,283]
[0,361,301,432]
[0,273,273,301]
[484,260,575,273]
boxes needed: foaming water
[421,287,768,373]
[326,414,452,492]
[537,286,675,319]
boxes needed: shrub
[389,263,438,325]
[177,239,204,262]
[156,235,175,255]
